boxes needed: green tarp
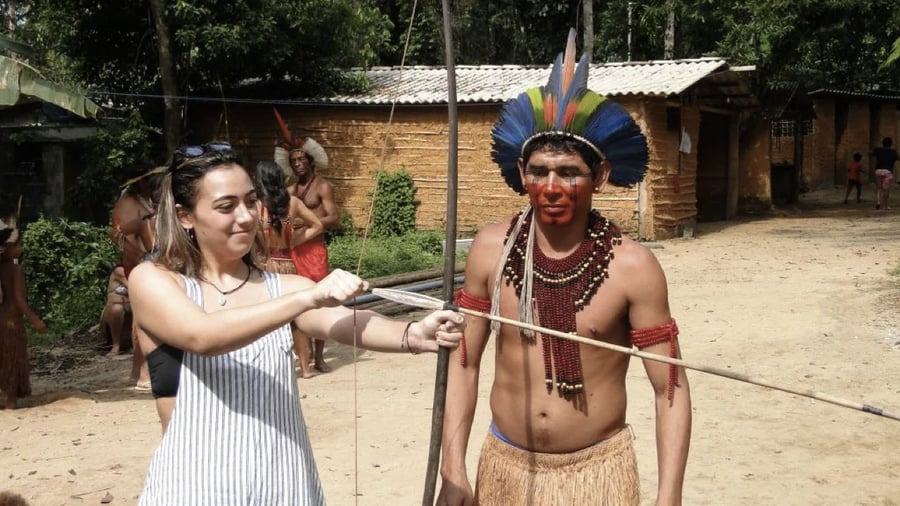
[0,55,99,119]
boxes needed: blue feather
[490,28,648,191]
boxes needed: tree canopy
[0,0,897,126]
[10,0,392,98]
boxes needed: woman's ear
[593,160,612,193]
[176,204,193,230]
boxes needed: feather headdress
[0,215,18,245]
[491,28,648,194]
[273,108,330,180]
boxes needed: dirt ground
[2,187,900,505]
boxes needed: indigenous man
[109,162,161,388]
[438,31,691,506]
[274,109,340,373]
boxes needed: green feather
[526,88,545,129]
[570,91,606,134]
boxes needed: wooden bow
[421,1,459,504]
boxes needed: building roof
[0,55,100,119]
[808,88,900,103]
[310,57,751,106]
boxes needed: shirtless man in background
[287,141,338,373]
[109,161,159,388]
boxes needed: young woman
[130,143,463,503]
[255,159,324,378]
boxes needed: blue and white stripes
[140,272,324,505]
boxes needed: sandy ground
[2,187,900,506]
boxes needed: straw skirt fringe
[0,307,31,398]
[266,257,297,275]
[474,427,640,506]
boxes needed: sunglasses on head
[175,142,232,158]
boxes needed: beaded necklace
[502,208,621,398]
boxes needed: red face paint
[522,151,595,226]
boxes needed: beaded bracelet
[401,321,417,354]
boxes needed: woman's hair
[154,144,266,277]
[254,160,290,234]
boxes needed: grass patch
[329,230,466,279]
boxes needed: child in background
[844,152,864,204]
[0,227,46,409]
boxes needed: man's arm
[624,241,691,506]
[437,225,503,506]
[11,266,45,332]
[289,197,324,247]
[317,180,340,230]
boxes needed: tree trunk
[149,0,181,153]
[583,0,593,62]
[664,0,676,59]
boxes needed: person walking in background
[254,159,324,378]
[872,137,898,210]
[844,152,864,204]
[0,224,46,409]
[274,109,340,374]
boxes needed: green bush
[370,169,418,237]
[329,230,457,278]
[20,217,118,342]
[326,211,356,243]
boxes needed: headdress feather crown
[491,28,648,194]
[273,108,329,179]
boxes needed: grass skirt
[0,307,31,398]
[265,257,298,275]
[474,426,640,506]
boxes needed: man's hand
[436,475,475,506]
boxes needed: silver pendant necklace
[199,266,253,306]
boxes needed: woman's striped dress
[140,271,325,505]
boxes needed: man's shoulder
[472,221,511,246]
[316,176,335,189]
[611,235,661,272]
[464,222,511,274]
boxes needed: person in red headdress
[273,110,340,373]
[438,30,691,506]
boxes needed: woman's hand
[407,310,466,353]
[310,269,369,308]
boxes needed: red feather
[273,108,295,149]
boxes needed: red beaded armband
[454,289,492,367]
[630,318,680,402]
